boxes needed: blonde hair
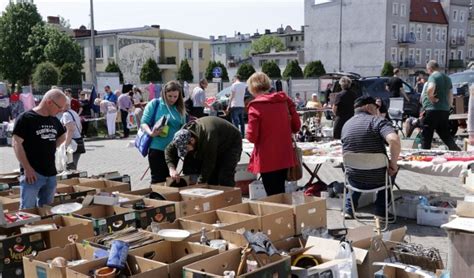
[247,72,271,94]
[339,76,352,90]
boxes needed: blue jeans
[345,177,393,216]
[231,107,245,137]
[20,171,57,209]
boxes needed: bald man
[12,89,67,208]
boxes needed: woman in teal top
[141,81,186,183]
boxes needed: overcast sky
[0,0,304,38]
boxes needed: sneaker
[342,212,354,220]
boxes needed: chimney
[47,16,60,25]
[73,26,97,38]
[151,25,160,29]
[265,29,271,34]
[209,35,215,41]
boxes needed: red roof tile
[410,0,448,25]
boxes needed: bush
[304,60,326,78]
[381,61,394,77]
[261,60,281,78]
[105,61,123,83]
[177,59,193,82]
[59,63,82,85]
[216,61,229,81]
[205,61,229,81]
[282,60,303,79]
[140,58,161,82]
[32,61,58,87]
[237,63,256,80]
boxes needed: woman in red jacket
[246,72,301,196]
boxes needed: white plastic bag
[127,112,137,129]
[334,241,358,278]
[249,180,267,200]
[55,143,68,172]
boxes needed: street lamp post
[90,0,97,89]
[338,0,343,72]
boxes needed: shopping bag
[127,112,137,129]
[134,128,152,157]
[287,142,303,181]
[55,144,68,172]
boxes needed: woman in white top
[94,98,118,138]
[61,99,84,170]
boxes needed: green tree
[283,60,304,79]
[304,60,326,78]
[216,61,229,81]
[32,62,59,87]
[105,61,124,83]
[177,59,193,82]
[381,61,394,77]
[261,60,281,78]
[140,58,161,82]
[247,35,285,56]
[0,2,43,88]
[59,63,82,85]
[205,61,217,81]
[237,63,256,80]
[58,15,71,29]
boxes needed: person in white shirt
[189,79,208,118]
[227,74,246,136]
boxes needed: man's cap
[354,96,377,108]
[172,129,192,158]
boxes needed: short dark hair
[234,74,241,80]
[393,68,400,74]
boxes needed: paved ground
[0,135,468,264]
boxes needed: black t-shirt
[324,89,332,104]
[80,99,91,116]
[13,110,65,176]
[334,90,356,118]
[387,77,403,97]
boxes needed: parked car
[321,72,421,117]
[449,70,474,113]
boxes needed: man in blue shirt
[103,85,117,104]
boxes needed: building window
[392,2,399,15]
[408,48,415,61]
[458,50,463,60]
[416,24,422,41]
[459,29,465,40]
[217,46,221,54]
[426,25,432,41]
[108,45,114,58]
[199,48,203,59]
[415,48,422,64]
[259,60,267,67]
[391,24,398,40]
[451,29,457,44]
[302,36,304,41]
[435,28,441,42]
[425,49,431,63]
[450,50,456,60]
[469,46,474,58]
[409,24,415,35]
[440,49,446,64]
[400,4,406,17]
[441,28,447,42]
[80,47,85,58]
[399,25,406,40]
[453,10,458,22]
[471,23,474,36]
[95,45,103,59]
[185,48,192,59]
[295,36,299,41]
[460,11,465,22]
[275,59,280,65]
[290,36,294,42]
[399,48,405,62]
[391,47,398,62]
[434,49,439,63]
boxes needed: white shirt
[61,109,82,139]
[230,81,246,108]
[192,87,206,107]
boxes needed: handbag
[135,99,159,157]
[67,111,86,154]
[286,104,303,181]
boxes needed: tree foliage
[237,63,256,80]
[204,61,229,81]
[261,60,281,79]
[140,58,162,82]
[248,35,285,56]
[283,60,304,79]
[0,2,43,86]
[59,63,82,85]
[33,62,59,87]
[105,61,123,83]
[381,61,394,77]
[216,61,229,82]
[304,60,326,78]
[177,59,193,82]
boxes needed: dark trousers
[261,168,287,196]
[207,143,242,187]
[421,110,460,151]
[148,149,169,184]
[190,107,205,118]
[345,177,393,216]
[333,116,351,139]
[230,107,245,137]
[120,109,129,137]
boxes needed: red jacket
[246,92,301,174]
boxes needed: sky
[0,0,304,38]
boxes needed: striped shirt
[341,111,395,185]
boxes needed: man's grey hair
[339,76,352,90]
[426,60,439,71]
[354,107,366,113]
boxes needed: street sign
[212,78,222,83]
[212,67,222,78]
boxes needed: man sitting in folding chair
[341,96,401,223]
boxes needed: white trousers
[106,112,117,136]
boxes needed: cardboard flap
[304,236,368,264]
[442,217,474,232]
[456,201,474,218]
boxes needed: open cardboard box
[157,219,204,235]
[180,210,260,234]
[84,229,161,250]
[0,171,20,185]
[55,184,97,203]
[218,202,295,241]
[117,197,177,229]
[58,178,130,193]
[129,240,218,278]
[442,216,474,277]
[253,192,326,234]
[185,230,248,251]
[0,195,20,211]
[183,248,291,277]
[23,243,97,278]
[27,215,94,248]
[72,204,136,235]
[0,226,46,271]
[373,262,437,278]
[66,255,168,278]
[0,202,41,228]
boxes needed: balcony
[399,58,416,68]
[448,59,465,68]
[450,36,466,48]
[398,32,416,44]
[158,56,177,69]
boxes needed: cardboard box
[55,171,87,181]
[179,210,260,234]
[28,215,94,248]
[58,178,130,193]
[84,229,161,250]
[157,219,204,235]
[218,202,295,241]
[130,241,218,278]
[23,243,97,278]
[66,255,168,278]
[442,217,474,277]
[0,196,20,211]
[0,227,46,271]
[72,205,136,235]
[183,248,291,277]
[54,184,96,203]
[0,171,20,186]
[373,262,437,278]
[116,198,177,229]
[254,192,326,234]
[0,202,41,228]
[185,230,248,250]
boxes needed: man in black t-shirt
[12,89,67,209]
[386,68,410,102]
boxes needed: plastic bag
[55,143,68,172]
[334,241,358,278]
[127,112,137,129]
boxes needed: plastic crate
[394,193,420,220]
[417,204,455,227]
